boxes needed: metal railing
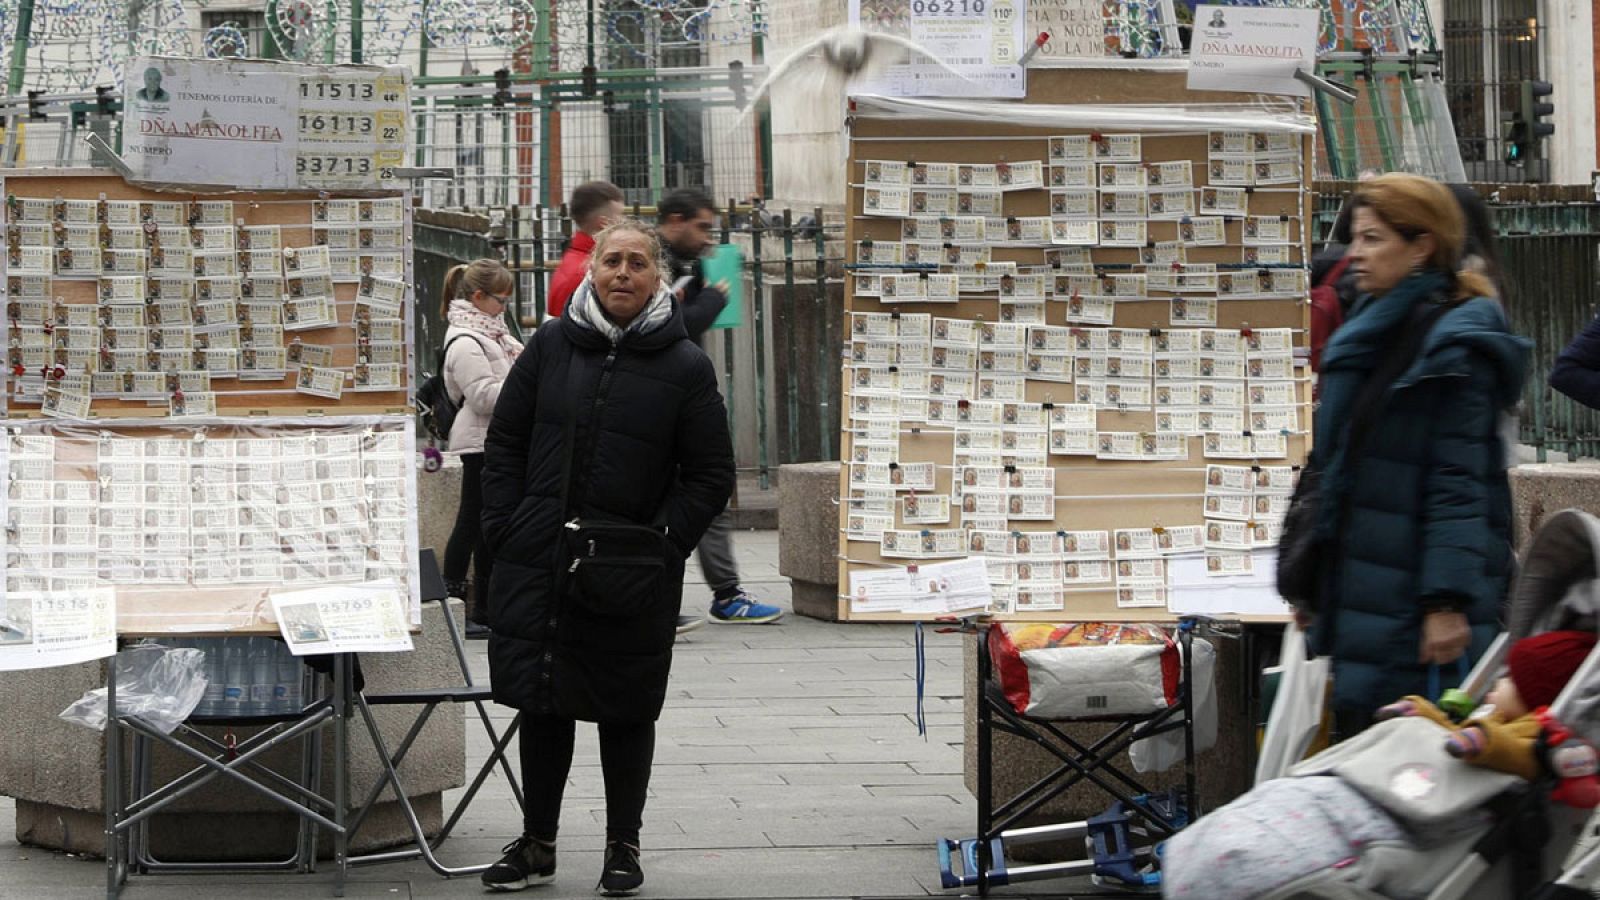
[413,201,847,485]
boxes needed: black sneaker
[481,835,556,891]
[466,620,492,640]
[596,841,642,896]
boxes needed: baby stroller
[1248,508,1600,900]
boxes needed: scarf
[567,276,674,345]
[447,298,522,360]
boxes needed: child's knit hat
[1509,630,1599,710]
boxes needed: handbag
[1277,298,1455,611]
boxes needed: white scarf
[567,276,674,345]
[447,298,522,359]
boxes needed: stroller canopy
[1507,508,1600,744]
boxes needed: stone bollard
[778,461,843,622]
[1510,462,1600,546]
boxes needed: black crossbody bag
[1277,299,1455,610]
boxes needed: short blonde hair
[588,218,667,276]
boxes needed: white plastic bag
[59,643,208,735]
[1131,638,1217,773]
[1253,621,1330,785]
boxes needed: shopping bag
[1253,621,1331,784]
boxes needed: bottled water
[274,643,303,714]
[221,638,248,717]
[248,638,276,716]
[196,640,226,717]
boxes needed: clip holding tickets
[1149,327,1163,337]
[1004,465,1016,473]
[1089,132,1104,143]
[920,530,931,537]
[957,399,970,408]
[890,311,901,319]
[1251,465,1262,472]
[907,563,919,574]
[1152,524,1167,536]
[888,461,900,469]
[905,159,917,169]
[1241,429,1253,437]
[1279,214,1290,222]
[1240,325,1254,337]
[909,426,921,434]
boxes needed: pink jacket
[442,325,522,455]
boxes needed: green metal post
[1313,84,1350,180]
[752,29,774,200]
[719,208,737,486]
[7,0,34,97]
[350,0,363,63]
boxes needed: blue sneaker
[709,591,784,624]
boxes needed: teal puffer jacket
[1308,270,1530,714]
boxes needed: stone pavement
[0,529,992,900]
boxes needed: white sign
[123,56,411,191]
[124,58,299,190]
[271,583,414,655]
[1187,5,1319,98]
[0,589,117,671]
[1028,0,1104,59]
[850,0,1029,99]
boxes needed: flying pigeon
[738,25,968,122]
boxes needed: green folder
[705,243,744,329]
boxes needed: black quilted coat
[480,291,733,722]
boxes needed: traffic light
[1520,79,1555,141]
[1505,118,1528,166]
[730,60,747,110]
[492,68,511,108]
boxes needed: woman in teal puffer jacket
[1303,174,1530,734]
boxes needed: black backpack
[418,335,470,446]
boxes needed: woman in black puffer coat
[478,220,734,896]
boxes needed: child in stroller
[1161,628,1600,900]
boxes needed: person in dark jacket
[1550,318,1600,409]
[655,189,785,627]
[479,219,735,895]
[1300,173,1530,735]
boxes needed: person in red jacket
[547,180,624,318]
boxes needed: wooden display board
[0,169,413,419]
[0,168,421,642]
[836,70,1314,623]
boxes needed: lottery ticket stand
[835,67,1314,891]
[0,56,458,899]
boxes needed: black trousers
[519,714,655,847]
[443,453,491,623]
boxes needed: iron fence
[413,201,847,484]
[1316,181,1600,461]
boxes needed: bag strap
[1343,298,1456,459]
[556,350,583,524]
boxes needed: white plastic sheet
[850,93,1316,134]
[1254,621,1330,784]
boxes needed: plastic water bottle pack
[168,637,305,718]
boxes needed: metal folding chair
[125,661,326,875]
[346,551,524,877]
[941,616,1229,896]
